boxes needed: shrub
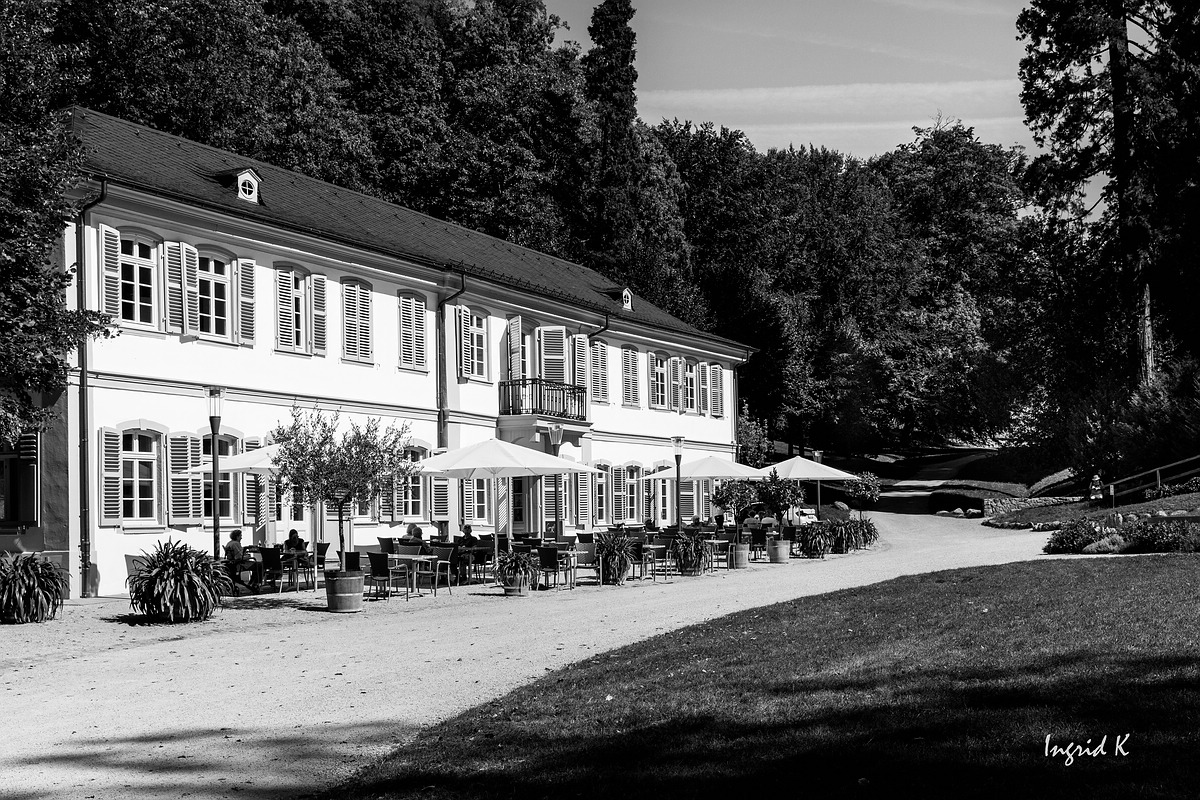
[827,518,879,553]
[1144,477,1200,501]
[844,472,882,514]
[496,549,539,588]
[1081,533,1127,554]
[595,531,635,584]
[127,540,232,622]
[799,524,832,558]
[1122,519,1199,554]
[0,553,70,624]
[670,533,707,575]
[1043,519,1109,554]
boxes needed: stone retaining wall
[984,496,1078,517]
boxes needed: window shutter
[264,478,277,528]
[496,478,510,536]
[536,326,567,383]
[669,358,682,411]
[241,438,261,525]
[576,472,591,527]
[699,363,710,415]
[399,293,426,369]
[701,479,712,520]
[99,225,122,317]
[612,467,626,521]
[168,433,201,526]
[276,268,294,350]
[182,243,200,334]
[591,341,608,402]
[311,273,327,356]
[461,479,476,523]
[713,365,725,417]
[622,347,639,406]
[457,306,471,378]
[99,427,122,526]
[163,241,185,333]
[506,315,523,380]
[431,476,450,521]
[647,353,657,407]
[644,477,655,524]
[380,474,397,522]
[236,259,255,346]
[343,281,359,360]
[571,334,588,387]
[681,480,696,519]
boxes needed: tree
[754,468,803,522]
[0,0,111,447]
[270,409,418,569]
[843,472,881,519]
[736,401,771,468]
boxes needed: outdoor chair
[512,542,533,555]
[629,540,655,581]
[258,547,286,592]
[573,542,600,585]
[377,536,395,555]
[781,526,798,556]
[536,546,574,589]
[750,528,768,560]
[576,532,594,544]
[340,550,361,572]
[430,544,455,593]
[652,536,676,578]
[396,544,437,595]
[124,554,148,580]
[366,551,409,601]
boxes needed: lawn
[320,557,1200,800]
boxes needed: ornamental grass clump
[0,553,69,624]
[799,524,832,558]
[595,531,635,584]
[127,540,231,622]
[495,549,539,590]
[827,518,879,553]
[670,532,707,575]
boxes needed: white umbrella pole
[493,476,500,586]
[817,480,822,520]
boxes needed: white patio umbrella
[182,442,281,476]
[417,438,600,580]
[756,455,858,518]
[640,455,766,482]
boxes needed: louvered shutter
[276,268,294,350]
[399,294,426,369]
[380,474,397,522]
[98,427,122,526]
[99,225,121,317]
[457,306,472,378]
[506,316,522,380]
[461,479,476,523]
[591,341,608,402]
[536,326,567,383]
[181,243,200,334]
[669,358,682,411]
[612,467,626,521]
[241,438,261,525]
[265,478,277,528]
[647,352,657,407]
[540,476,554,527]
[681,480,696,519]
[236,259,255,346]
[622,347,639,406]
[431,476,450,521]
[571,334,588,387]
[700,480,712,520]
[168,433,202,526]
[699,364,710,415]
[644,478,655,524]
[311,273,327,355]
[496,478,510,535]
[576,472,592,526]
[163,242,185,333]
[711,365,724,417]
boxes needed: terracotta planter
[325,571,364,613]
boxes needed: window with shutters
[621,346,639,407]
[400,449,424,518]
[594,465,609,525]
[197,254,230,338]
[342,279,373,362]
[462,478,492,522]
[276,266,325,356]
[709,363,725,417]
[458,307,489,380]
[275,485,306,523]
[656,478,669,522]
[649,352,668,409]
[0,435,40,525]
[623,466,640,522]
[121,430,161,522]
[590,339,609,402]
[684,360,698,413]
[397,293,427,370]
[202,435,238,522]
[118,235,158,327]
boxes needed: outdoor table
[390,553,437,593]
[281,550,315,590]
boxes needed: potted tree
[271,408,418,613]
[495,549,539,596]
[756,469,803,562]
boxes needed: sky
[542,0,1033,159]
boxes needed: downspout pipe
[435,271,466,451]
[76,176,107,598]
[589,313,611,338]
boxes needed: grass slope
[994,492,1200,527]
[322,557,1200,800]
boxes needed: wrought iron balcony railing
[499,378,587,421]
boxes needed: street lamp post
[671,436,685,531]
[549,424,564,538]
[208,387,224,559]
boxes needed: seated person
[453,524,480,583]
[283,529,311,565]
[760,513,778,529]
[405,523,425,541]
[742,513,761,528]
[223,530,261,589]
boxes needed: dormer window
[236,169,261,204]
[622,288,633,311]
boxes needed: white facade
[43,114,749,597]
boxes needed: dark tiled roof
[68,107,745,352]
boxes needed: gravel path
[1,506,1049,800]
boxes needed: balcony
[499,378,587,421]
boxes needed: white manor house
[1,108,751,597]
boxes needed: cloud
[639,80,1033,156]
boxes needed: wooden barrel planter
[325,571,364,613]
[727,543,750,569]
[767,540,790,563]
[503,579,531,597]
